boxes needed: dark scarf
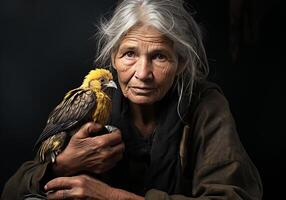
[108,87,191,194]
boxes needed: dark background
[0,0,284,199]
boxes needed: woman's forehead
[120,25,173,46]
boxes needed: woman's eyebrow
[148,45,174,55]
[118,45,137,53]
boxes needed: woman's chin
[127,95,158,105]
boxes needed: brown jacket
[145,83,263,199]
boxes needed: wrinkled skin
[45,174,142,200]
[113,25,180,105]
[52,122,124,176]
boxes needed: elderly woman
[1,0,263,200]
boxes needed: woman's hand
[45,175,144,200]
[52,122,125,176]
[45,175,112,200]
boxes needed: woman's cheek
[117,71,133,97]
[155,66,175,83]
[123,59,136,66]
[118,68,134,84]
[120,85,129,97]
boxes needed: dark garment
[1,81,263,200]
[145,81,263,199]
[106,84,191,195]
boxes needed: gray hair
[95,0,209,120]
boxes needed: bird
[34,68,117,163]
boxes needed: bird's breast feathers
[93,90,112,125]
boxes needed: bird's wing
[34,88,96,147]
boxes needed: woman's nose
[134,56,153,81]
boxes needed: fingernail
[96,123,103,129]
[44,185,47,190]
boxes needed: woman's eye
[152,53,167,61]
[124,51,135,58]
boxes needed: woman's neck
[129,103,157,137]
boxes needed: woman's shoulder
[194,80,228,105]
[190,80,232,120]
[193,80,224,101]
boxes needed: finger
[93,129,122,147]
[47,189,71,200]
[109,146,124,163]
[99,143,124,162]
[74,122,103,139]
[110,142,125,156]
[45,177,73,192]
[92,151,123,174]
[106,143,125,162]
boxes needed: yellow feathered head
[81,68,117,93]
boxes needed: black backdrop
[0,0,284,199]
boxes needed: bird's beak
[104,80,117,89]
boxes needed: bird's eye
[99,77,105,83]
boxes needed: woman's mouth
[129,86,155,95]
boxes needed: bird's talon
[105,125,118,132]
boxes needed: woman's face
[113,25,179,105]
